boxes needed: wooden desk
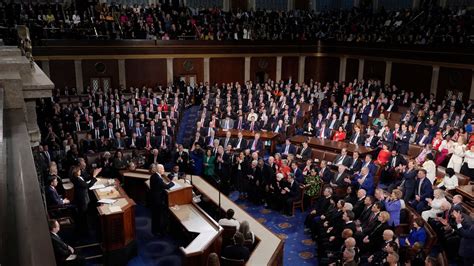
[189,175,284,265]
[93,178,136,252]
[455,185,474,207]
[122,170,193,206]
[290,135,373,156]
[215,129,280,154]
[169,203,222,266]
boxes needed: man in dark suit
[282,174,301,216]
[157,130,171,151]
[220,131,234,148]
[349,126,365,145]
[316,122,331,139]
[333,148,353,168]
[103,122,115,140]
[49,219,85,265]
[347,151,363,174]
[415,128,432,146]
[397,161,418,202]
[379,149,407,188]
[364,129,379,149]
[131,122,145,139]
[290,162,304,184]
[296,141,312,161]
[353,189,367,219]
[233,131,247,151]
[280,139,297,158]
[453,210,474,266]
[45,176,70,207]
[173,144,189,172]
[319,160,334,183]
[331,165,348,188]
[150,163,175,236]
[410,169,434,213]
[189,132,204,148]
[221,232,250,261]
[396,124,411,155]
[127,132,143,149]
[247,133,263,154]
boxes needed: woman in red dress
[375,143,391,166]
[332,126,346,142]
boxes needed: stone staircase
[0,45,54,146]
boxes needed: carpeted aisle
[228,192,318,266]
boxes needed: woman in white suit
[448,136,466,173]
[422,189,448,221]
[422,153,437,184]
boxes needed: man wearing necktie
[249,133,261,153]
[135,123,142,138]
[107,123,114,139]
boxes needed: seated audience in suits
[280,139,297,158]
[45,176,70,207]
[333,148,353,167]
[221,232,250,262]
[219,209,240,230]
[296,141,312,161]
[49,219,85,266]
[409,169,434,213]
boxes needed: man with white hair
[150,163,175,236]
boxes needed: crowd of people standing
[35,75,474,265]
[1,1,472,45]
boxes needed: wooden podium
[93,178,136,252]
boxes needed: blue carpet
[229,192,318,266]
[127,205,183,266]
[176,106,200,145]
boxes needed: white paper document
[98,199,117,204]
[89,184,105,190]
[98,186,114,193]
[168,182,182,191]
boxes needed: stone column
[276,56,282,82]
[385,61,392,85]
[358,58,364,81]
[244,57,251,82]
[430,65,440,96]
[166,58,173,85]
[41,60,50,78]
[287,0,294,11]
[298,56,306,84]
[339,56,347,82]
[248,0,256,10]
[439,0,447,7]
[223,0,230,11]
[204,57,210,84]
[373,0,379,11]
[74,60,83,93]
[412,0,420,9]
[0,46,53,146]
[118,59,126,89]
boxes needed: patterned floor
[228,192,318,266]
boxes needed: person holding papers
[49,219,85,266]
[150,163,175,236]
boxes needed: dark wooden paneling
[438,67,472,101]
[173,58,204,83]
[282,56,299,82]
[304,56,340,83]
[250,57,276,83]
[391,63,432,96]
[125,59,167,88]
[82,59,119,89]
[231,0,248,10]
[49,60,75,89]
[363,60,386,81]
[210,57,245,84]
[346,58,359,82]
